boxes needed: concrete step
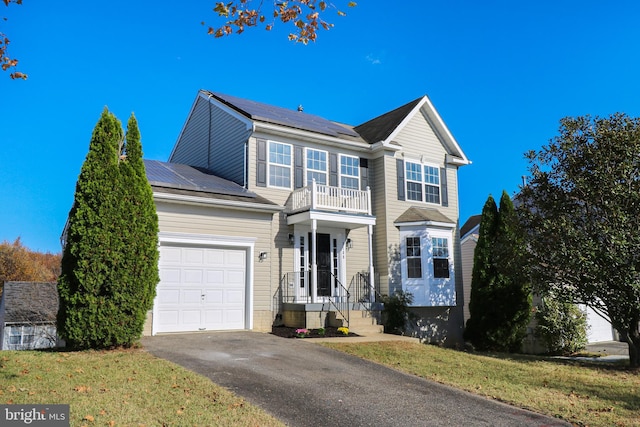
[328,310,384,335]
[346,310,384,336]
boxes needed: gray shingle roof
[354,97,423,143]
[460,215,482,238]
[394,206,455,225]
[1,282,58,323]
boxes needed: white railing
[286,180,371,215]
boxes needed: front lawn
[323,341,640,427]
[0,348,284,426]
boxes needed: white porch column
[368,224,375,302]
[310,219,318,303]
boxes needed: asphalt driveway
[142,332,570,427]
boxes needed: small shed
[0,281,61,350]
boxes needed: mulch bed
[271,326,359,338]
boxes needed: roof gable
[355,95,470,165]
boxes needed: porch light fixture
[346,238,353,250]
[259,251,268,261]
[288,233,295,245]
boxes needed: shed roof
[1,282,58,323]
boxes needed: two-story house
[143,90,470,346]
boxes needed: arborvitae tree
[463,195,498,348]
[464,192,531,352]
[57,109,159,349]
[117,114,159,340]
[490,191,531,352]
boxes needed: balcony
[285,181,372,216]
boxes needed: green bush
[464,192,531,352]
[534,294,588,355]
[381,290,414,335]
[58,110,159,350]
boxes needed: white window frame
[404,160,441,205]
[267,140,293,189]
[339,154,360,189]
[431,236,450,279]
[399,226,455,307]
[305,148,328,186]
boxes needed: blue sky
[3,1,640,254]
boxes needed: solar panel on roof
[144,160,255,198]
[210,91,360,138]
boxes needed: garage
[154,244,248,333]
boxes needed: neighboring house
[459,214,481,323]
[0,282,61,350]
[138,90,471,346]
[459,215,617,346]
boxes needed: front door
[310,233,332,297]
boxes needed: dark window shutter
[440,167,448,207]
[256,139,267,187]
[329,153,338,187]
[294,145,304,189]
[359,158,369,190]
[396,159,405,201]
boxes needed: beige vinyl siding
[344,227,370,283]
[460,236,477,322]
[373,110,464,297]
[170,96,251,184]
[155,201,274,312]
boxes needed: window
[406,236,422,278]
[8,326,35,347]
[405,162,423,201]
[268,141,292,188]
[405,161,440,204]
[306,149,327,185]
[299,235,306,289]
[432,237,450,278]
[424,165,440,204]
[340,155,360,189]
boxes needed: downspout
[207,93,213,170]
[244,141,248,188]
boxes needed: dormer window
[306,148,327,185]
[340,155,360,189]
[268,141,292,188]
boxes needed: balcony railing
[285,180,372,215]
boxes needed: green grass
[323,341,640,427]
[0,348,284,427]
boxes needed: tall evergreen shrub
[57,109,159,349]
[463,195,498,348]
[464,191,532,352]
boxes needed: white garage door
[155,245,247,333]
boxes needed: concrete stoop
[339,310,384,336]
